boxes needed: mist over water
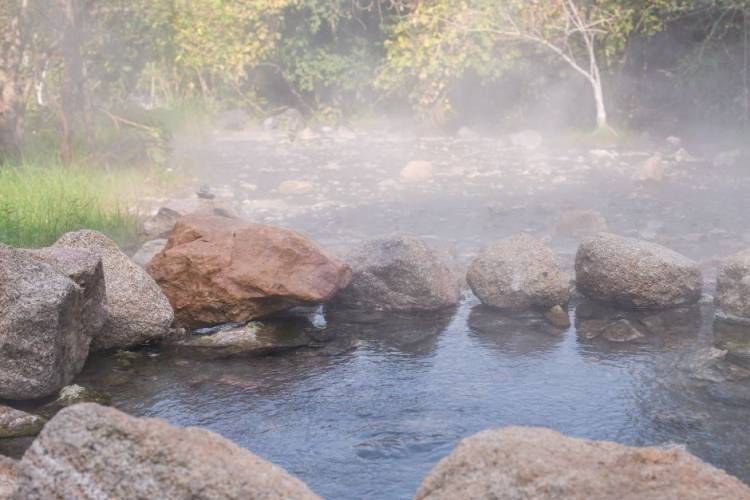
[4,1,750,498]
[76,126,750,498]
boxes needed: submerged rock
[508,129,542,150]
[15,403,321,499]
[0,405,45,439]
[575,233,703,309]
[467,234,569,312]
[576,300,702,346]
[54,230,174,351]
[167,320,311,359]
[278,179,315,195]
[635,153,666,182]
[332,234,459,312]
[554,209,608,239]
[714,320,750,369]
[37,385,112,419]
[716,249,750,321]
[0,246,89,399]
[468,307,565,355]
[400,160,433,183]
[543,305,571,329]
[148,215,351,327]
[415,426,750,500]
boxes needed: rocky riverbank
[3,126,750,498]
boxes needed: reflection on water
[71,297,750,500]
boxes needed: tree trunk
[59,0,88,165]
[0,1,27,160]
[590,76,608,130]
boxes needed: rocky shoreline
[3,205,750,498]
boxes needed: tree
[0,0,28,159]
[476,0,618,130]
[59,0,89,164]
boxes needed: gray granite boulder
[15,403,320,499]
[467,234,569,311]
[333,235,459,312]
[25,247,107,343]
[0,246,89,399]
[716,249,750,321]
[575,233,702,309]
[54,230,173,350]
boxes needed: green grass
[0,162,164,249]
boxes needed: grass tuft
[0,162,165,249]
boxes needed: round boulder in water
[716,248,750,321]
[467,234,569,312]
[333,234,459,312]
[415,426,750,500]
[575,233,702,309]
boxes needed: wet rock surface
[148,215,351,327]
[0,406,45,439]
[0,246,89,400]
[415,426,750,500]
[36,384,112,419]
[575,233,703,309]
[332,234,459,312]
[54,230,173,351]
[15,403,321,500]
[166,320,312,359]
[467,234,569,311]
[575,299,702,346]
[716,249,750,320]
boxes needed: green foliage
[378,1,509,121]
[3,0,750,155]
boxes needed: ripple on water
[73,299,750,500]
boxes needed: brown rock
[15,403,320,500]
[416,426,750,500]
[147,215,351,327]
[0,456,16,499]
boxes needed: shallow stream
[79,129,750,498]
